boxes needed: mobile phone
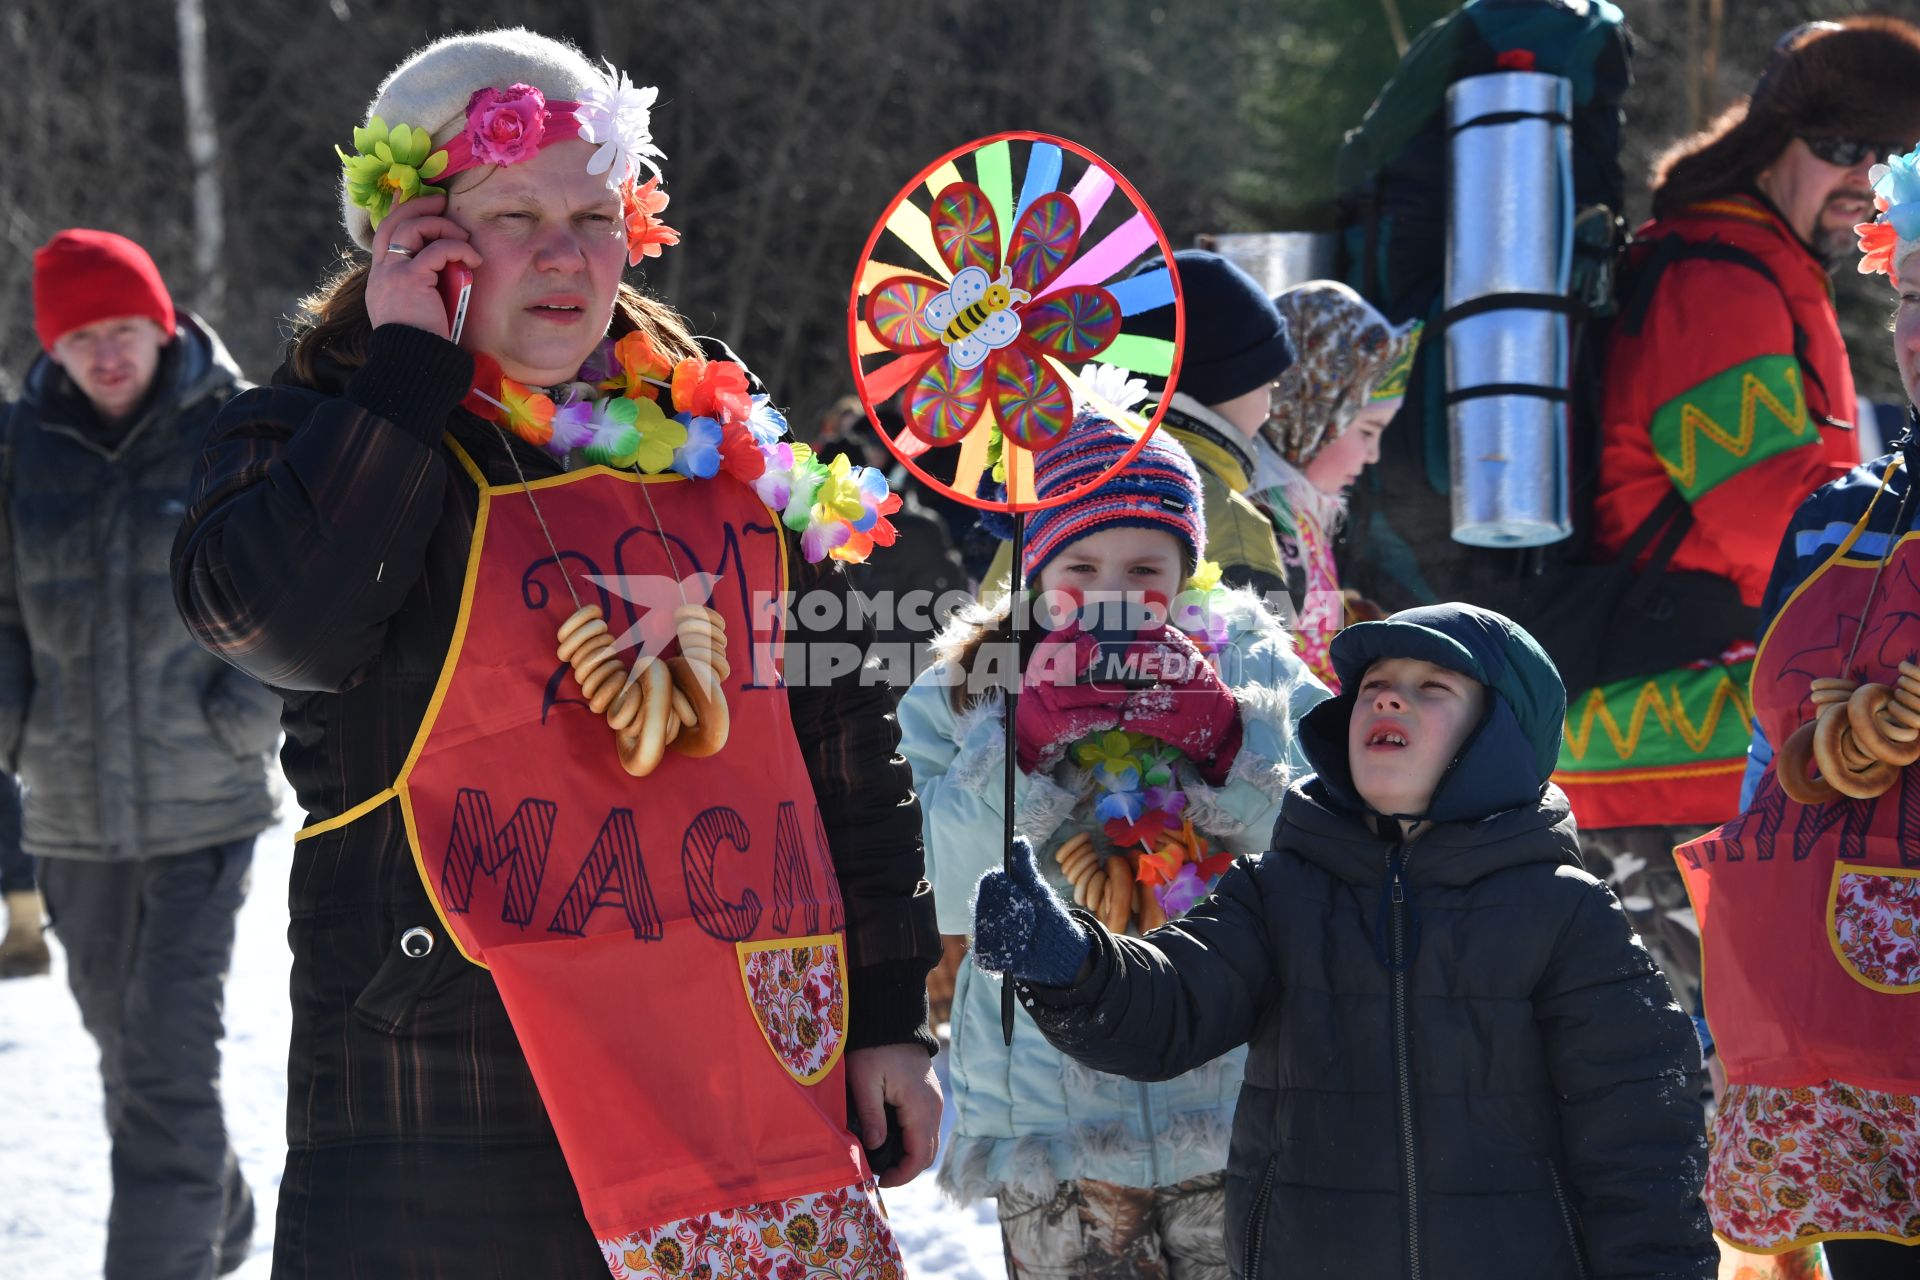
[437,264,473,344]
[862,1101,905,1177]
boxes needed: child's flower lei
[464,338,897,564]
[1064,560,1237,918]
[1071,730,1235,919]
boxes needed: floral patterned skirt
[600,1180,902,1279]
[1708,1080,1920,1250]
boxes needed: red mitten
[1118,626,1243,784]
[1014,626,1130,774]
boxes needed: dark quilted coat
[1023,604,1714,1279]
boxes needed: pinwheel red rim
[845,130,1185,513]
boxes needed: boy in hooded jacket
[971,603,1715,1279]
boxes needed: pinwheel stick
[1002,510,1026,1046]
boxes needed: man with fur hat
[2,229,280,1279]
[1558,17,1920,1031]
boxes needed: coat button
[400,926,435,958]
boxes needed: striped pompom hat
[1019,412,1207,581]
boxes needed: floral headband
[337,71,678,266]
[1856,144,1920,286]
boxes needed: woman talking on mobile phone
[170,28,939,1278]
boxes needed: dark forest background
[3,0,1914,423]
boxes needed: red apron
[1677,468,1920,1094]
[299,447,902,1277]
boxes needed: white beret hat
[342,27,613,250]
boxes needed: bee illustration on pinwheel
[864,182,1122,452]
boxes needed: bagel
[1812,701,1897,800]
[557,604,605,644]
[1845,684,1920,764]
[1074,867,1106,910]
[1808,677,1858,707]
[1100,854,1135,933]
[567,635,617,677]
[1866,675,1920,744]
[606,681,643,734]
[1890,682,1920,727]
[1134,881,1168,933]
[557,617,610,664]
[1776,720,1839,807]
[667,655,729,757]
[616,657,673,777]
[1059,845,1099,885]
[560,629,614,671]
[669,684,697,730]
[582,657,631,713]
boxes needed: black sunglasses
[1800,134,1902,168]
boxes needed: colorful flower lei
[338,68,677,266]
[1065,560,1237,918]
[1070,728,1235,917]
[464,337,898,564]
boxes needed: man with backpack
[1559,17,1920,1021]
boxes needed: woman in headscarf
[1251,281,1420,691]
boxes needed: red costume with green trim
[1555,194,1859,829]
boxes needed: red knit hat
[32,229,176,351]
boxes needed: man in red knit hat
[2,229,280,1278]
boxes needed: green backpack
[1334,0,1634,618]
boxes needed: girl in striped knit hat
[897,413,1327,1277]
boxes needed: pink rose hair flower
[464,84,549,166]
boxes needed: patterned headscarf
[1265,282,1422,467]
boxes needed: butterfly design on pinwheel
[865,182,1122,452]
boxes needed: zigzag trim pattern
[1561,672,1753,765]
[1657,361,1808,494]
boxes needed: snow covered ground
[0,801,1003,1279]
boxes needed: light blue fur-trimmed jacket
[898,589,1329,1202]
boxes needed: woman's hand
[365,194,484,339]
[845,1044,942,1187]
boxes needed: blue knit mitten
[970,838,1092,987]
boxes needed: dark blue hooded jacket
[1021,604,1714,1279]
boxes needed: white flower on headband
[575,68,665,190]
[1075,362,1151,415]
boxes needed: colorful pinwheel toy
[850,133,1182,509]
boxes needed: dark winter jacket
[169,324,938,1273]
[1023,604,1714,1279]
[0,315,279,861]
